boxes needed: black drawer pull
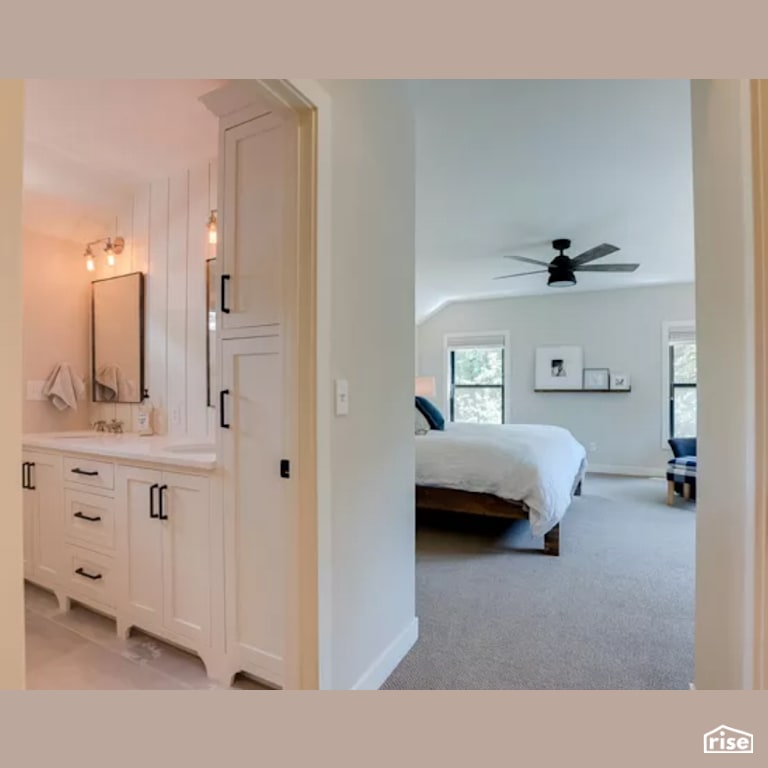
[71,468,99,477]
[27,462,36,490]
[74,511,102,523]
[75,567,102,581]
[219,389,230,429]
[158,484,168,520]
[149,483,159,519]
[221,273,231,313]
[22,462,28,489]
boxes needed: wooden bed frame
[415,480,583,557]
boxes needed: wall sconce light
[207,210,218,245]
[84,236,125,272]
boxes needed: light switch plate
[335,379,349,416]
[26,380,46,401]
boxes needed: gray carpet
[382,474,695,690]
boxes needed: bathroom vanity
[20,432,232,684]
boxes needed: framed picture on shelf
[583,368,610,391]
[610,372,631,391]
[534,345,584,390]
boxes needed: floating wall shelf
[534,388,632,393]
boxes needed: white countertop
[22,431,217,471]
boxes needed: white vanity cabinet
[22,450,64,590]
[203,80,302,690]
[219,109,295,331]
[116,466,212,649]
[21,437,223,681]
[220,335,287,685]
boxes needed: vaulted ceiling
[408,79,695,322]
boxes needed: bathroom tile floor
[24,583,269,690]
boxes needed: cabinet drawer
[63,456,115,491]
[63,544,116,610]
[64,489,115,551]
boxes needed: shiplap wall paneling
[167,171,190,436]
[147,178,170,435]
[187,161,215,439]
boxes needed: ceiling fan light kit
[496,237,640,287]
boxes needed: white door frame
[691,78,765,690]
[749,79,768,691]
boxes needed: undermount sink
[164,442,216,454]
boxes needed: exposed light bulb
[106,249,116,267]
[207,210,217,245]
[86,255,95,272]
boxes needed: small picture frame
[610,372,631,391]
[583,368,610,391]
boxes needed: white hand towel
[41,363,86,411]
[95,364,119,402]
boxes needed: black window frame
[449,346,505,424]
[669,340,697,439]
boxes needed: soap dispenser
[136,389,154,436]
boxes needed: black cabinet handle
[27,463,35,490]
[221,273,231,314]
[149,483,159,519]
[22,462,28,489]
[75,567,102,581]
[74,511,102,523]
[158,485,168,520]
[219,389,230,429]
[71,468,99,477]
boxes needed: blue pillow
[415,396,445,431]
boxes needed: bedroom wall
[417,282,696,473]
[320,79,417,690]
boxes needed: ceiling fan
[494,238,640,287]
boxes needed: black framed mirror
[91,272,145,403]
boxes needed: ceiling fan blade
[493,269,549,280]
[573,263,639,272]
[570,243,620,266]
[503,255,551,267]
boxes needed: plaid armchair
[666,437,696,504]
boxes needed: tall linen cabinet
[203,82,300,689]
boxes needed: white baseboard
[587,464,665,478]
[350,617,419,690]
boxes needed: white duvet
[415,422,587,536]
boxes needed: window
[665,324,697,439]
[446,334,506,424]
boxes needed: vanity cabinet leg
[54,591,71,614]
[200,652,237,688]
[116,618,132,640]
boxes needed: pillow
[415,407,430,435]
[415,396,445,431]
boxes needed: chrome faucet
[92,419,124,434]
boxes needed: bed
[414,417,587,556]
